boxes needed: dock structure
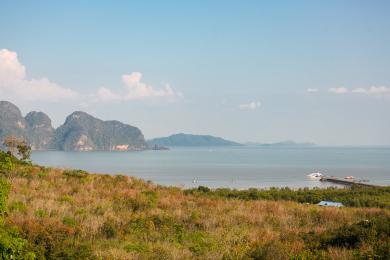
[320,176,380,188]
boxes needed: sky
[0,1,390,145]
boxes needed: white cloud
[328,86,390,96]
[0,49,78,101]
[96,87,122,102]
[239,101,261,110]
[0,49,181,105]
[329,87,349,94]
[96,72,182,102]
[351,86,390,95]
[306,88,318,93]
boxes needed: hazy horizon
[1,1,390,146]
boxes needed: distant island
[1,100,315,151]
[147,133,242,147]
[245,140,316,147]
[0,100,146,151]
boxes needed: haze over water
[32,146,390,189]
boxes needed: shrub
[0,178,10,218]
[119,190,159,212]
[245,241,289,260]
[0,154,15,178]
[63,217,77,228]
[34,209,48,218]
[187,231,215,256]
[9,201,28,214]
[303,215,390,258]
[124,242,149,253]
[62,169,88,178]
[58,194,74,204]
[0,226,36,260]
[186,185,390,209]
[197,186,211,193]
[100,220,117,238]
[0,177,36,259]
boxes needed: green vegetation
[0,150,389,259]
[186,185,390,209]
[303,215,390,258]
[0,164,35,259]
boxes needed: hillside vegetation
[0,151,389,259]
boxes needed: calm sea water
[31,146,390,189]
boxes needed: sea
[31,146,390,189]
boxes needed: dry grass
[5,165,389,259]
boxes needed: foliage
[186,185,390,209]
[62,169,88,178]
[0,178,10,218]
[303,215,390,258]
[3,162,390,259]
[0,227,35,260]
[0,153,15,177]
[100,219,117,238]
[0,177,35,259]
[3,136,31,163]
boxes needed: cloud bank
[0,49,78,101]
[96,72,181,102]
[306,88,318,93]
[239,101,261,110]
[0,49,181,104]
[329,86,390,95]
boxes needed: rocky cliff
[0,101,146,151]
[53,111,146,151]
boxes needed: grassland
[0,151,389,259]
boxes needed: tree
[3,136,19,155]
[3,136,31,163]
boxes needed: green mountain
[147,133,242,147]
[0,101,146,151]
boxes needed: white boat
[307,172,323,179]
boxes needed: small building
[317,201,343,207]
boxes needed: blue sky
[0,1,390,145]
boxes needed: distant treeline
[185,185,390,209]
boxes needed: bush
[303,215,390,258]
[0,178,10,218]
[185,185,390,209]
[0,177,36,259]
[0,153,15,178]
[245,241,289,260]
[118,190,159,212]
[34,209,48,218]
[0,226,36,260]
[187,231,215,256]
[100,220,117,238]
[124,242,149,253]
[63,217,77,228]
[9,201,28,214]
[62,169,88,178]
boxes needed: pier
[320,176,381,188]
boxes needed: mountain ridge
[0,101,146,151]
[147,133,242,147]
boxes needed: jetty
[320,176,381,188]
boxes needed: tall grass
[1,153,389,259]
